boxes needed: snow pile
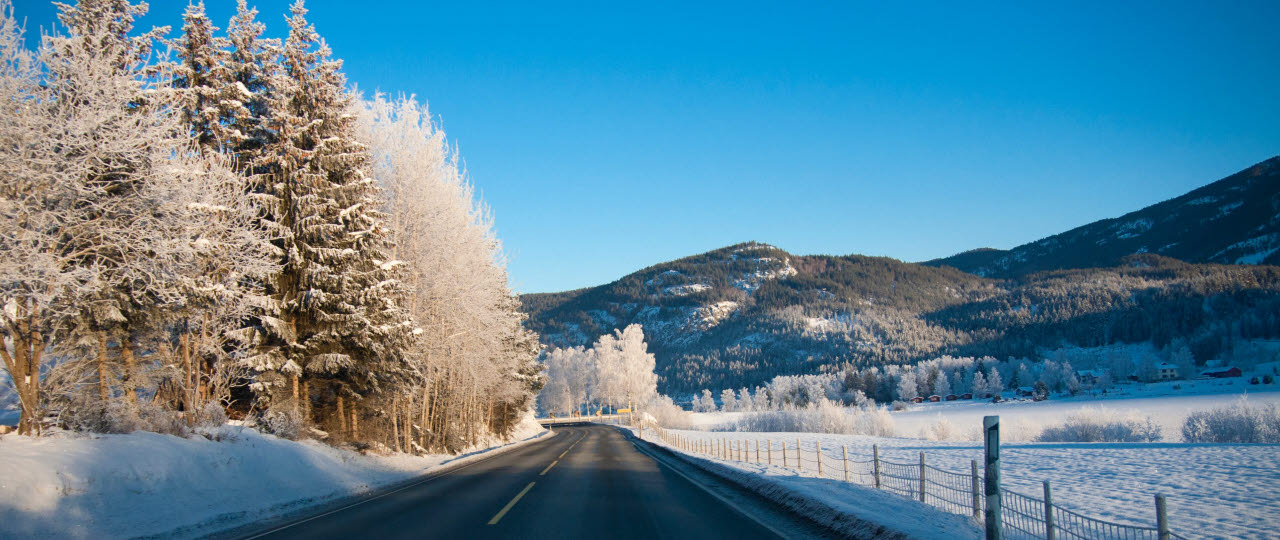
[0,424,549,539]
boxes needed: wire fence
[649,426,1188,540]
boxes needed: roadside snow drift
[0,417,547,539]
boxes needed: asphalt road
[244,424,805,540]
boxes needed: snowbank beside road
[0,418,549,539]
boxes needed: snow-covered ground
[673,377,1280,539]
[694,367,1280,443]
[891,388,1280,442]
[0,415,548,539]
[661,425,1278,539]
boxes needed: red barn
[1202,367,1243,379]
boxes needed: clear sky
[12,0,1280,293]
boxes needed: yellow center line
[559,433,585,459]
[540,460,558,475]
[487,482,536,525]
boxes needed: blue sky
[12,0,1280,293]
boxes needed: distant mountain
[924,157,1280,277]
[523,244,1280,394]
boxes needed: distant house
[1015,386,1035,397]
[910,396,924,404]
[945,394,959,401]
[1201,366,1243,379]
[1076,369,1109,386]
[1156,362,1180,381]
[961,393,973,400]
[927,395,942,403]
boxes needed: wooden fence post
[919,452,927,503]
[797,438,803,472]
[768,439,773,465]
[1044,480,1055,540]
[817,441,823,477]
[873,444,881,489]
[971,459,982,520]
[842,445,849,482]
[984,416,1003,540]
[1156,494,1170,540]
[783,440,788,467]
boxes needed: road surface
[243,424,829,540]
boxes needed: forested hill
[924,156,1280,277]
[521,243,1280,395]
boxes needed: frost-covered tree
[896,374,918,401]
[986,368,1004,395]
[719,388,737,412]
[737,387,754,411]
[694,389,716,412]
[593,324,657,412]
[935,371,951,396]
[1170,341,1196,380]
[0,0,66,435]
[359,91,541,451]
[243,1,413,425]
[971,372,987,398]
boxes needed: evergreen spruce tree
[251,0,411,425]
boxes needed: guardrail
[649,417,1187,540]
[536,414,626,426]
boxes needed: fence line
[648,423,1187,540]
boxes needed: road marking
[540,460,558,475]
[241,430,559,539]
[559,433,585,459]
[487,482,536,525]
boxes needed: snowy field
[0,417,548,539]
[662,426,1278,539]
[890,388,1280,442]
[692,372,1280,443]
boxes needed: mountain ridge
[521,158,1280,394]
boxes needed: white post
[873,444,881,489]
[1156,494,1170,540]
[984,415,1003,540]
[919,452,927,503]
[842,445,849,482]
[971,459,982,519]
[1044,480,1055,540]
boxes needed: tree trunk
[290,373,300,416]
[181,330,193,426]
[301,379,311,424]
[351,403,359,440]
[120,334,138,405]
[337,395,346,438]
[1,312,42,436]
[391,399,401,452]
[97,331,110,401]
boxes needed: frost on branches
[538,324,665,419]
[0,0,542,453]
